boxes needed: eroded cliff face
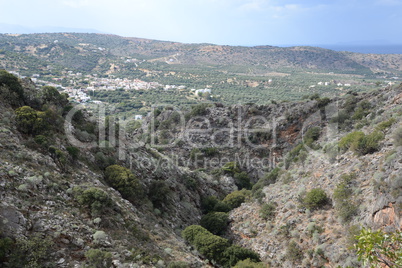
[1,74,401,267]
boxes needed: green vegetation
[85,249,113,268]
[222,189,251,210]
[339,130,384,155]
[182,225,260,267]
[355,228,402,268]
[302,188,329,210]
[74,187,113,216]
[15,106,49,135]
[5,234,54,268]
[233,258,267,268]
[200,212,229,235]
[286,240,303,264]
[104,165,142,203]
[201,196,231,214]
[148,180,171,209]
[0,70,24,107]
[333,173,359,223]
[259,202,277,220]
[252,167,281,201]
[394,127,402,146]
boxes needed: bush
[193,232,230,263]
[85,249,112,268]
[189,103,211,116]
[104,165,142,202]
[223,189,251,210]
[356,131,384,155]
[182,225,211,245]
[15,106,49,135]
[148,180,171,209]
[333,173,358,222]
[200,212,229,235]
[221,161,240,176]
[0,236,13,262]
[0,70,24,105]
[66,146,80,161]
[234,172,252,190]
[75,187,112,216]
[7,234,53,268]
[393,127,402,147]
[286,240,303,263]
[339,130,384,155]
[302,188,329,210]
[375,118,396,132]
[233,258,266,268]
[259,202,276,220]
[222,245,261,268]
[339,131,365,151]
[304,126,321,147]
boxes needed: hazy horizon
[1,0,402,47]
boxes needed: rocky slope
[0,71,401,267]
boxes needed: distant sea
[317,44,402,54]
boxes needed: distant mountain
[0,23,103,34]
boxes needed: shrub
[339,131,365,151]
[75,187,112,216]
[339,131,384,155]
[85,249,112,268]
[286,240,303,263]
[234,172,252,190]
[355,131,384,155]
[66,146,80,161]
[233,258,266,268]
[193,232,230,263]
[354,228,402,267]
[0,236,13,261]
[375,118,396,132]
[104,165,142,202]
[148,180,171,209]
[15,106,49,135]
[302,188,329,210]
[222,245,261,268]
[201,196,219,214]
[333,173,358,222]
[189,103,211,116]
[0,70,24,106]
[259,202,276,220]
[7,234,53,268]
[223,189,251,210]
[304,126,321,147]
[393,127,402,147]
[252,167,281,194]
[221,161,240,176]
[200,212,229,235]
[182,225,211,245]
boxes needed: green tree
[0,70,24,104]
[200,212,229,235]
[302,188,329,210]
[85,248,113,268]
[223,189,251,210]
[104,165,142,202]
[222,245,261,267]
[354,228,402,268]
[233,258,267,268]
[15,106,49,135]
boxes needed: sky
[1,0,402,46]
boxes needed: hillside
[0,70,401,267]
[1,33,402,107]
